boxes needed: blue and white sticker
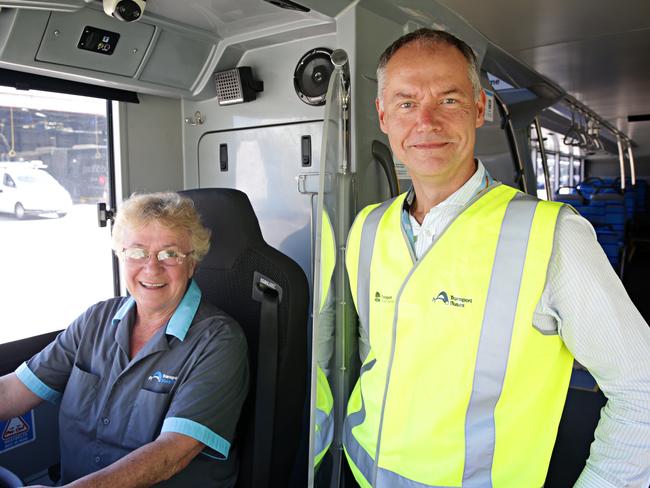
[0,410,36,453]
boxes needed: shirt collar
[404,160,492,212]
[111,279,202,342]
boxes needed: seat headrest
[180,188,264,269]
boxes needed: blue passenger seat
[558,178,628,274]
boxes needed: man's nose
[416,102,443,131]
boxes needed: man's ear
[376,98,388,134]
[475,90,486,129]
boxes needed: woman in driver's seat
[0,192,249,487]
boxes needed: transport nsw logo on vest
[433,290,473,308]
[374,291,394,304]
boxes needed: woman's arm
[63,432,203,488]
[0,373,43,420]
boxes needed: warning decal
[0,410,36,453]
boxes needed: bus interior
[0,0,649,486]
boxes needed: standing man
[343,29,650,487]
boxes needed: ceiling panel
[440,0,650,154]
[438,0,650,52]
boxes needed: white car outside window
[0,162,73,219]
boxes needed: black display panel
[78,26,120,56]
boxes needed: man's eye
[442,98,458,104]
[399,101,414,109]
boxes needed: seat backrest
[180,188,309,488]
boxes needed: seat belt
[252,272,282,487]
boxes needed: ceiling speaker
[294,48,333,106]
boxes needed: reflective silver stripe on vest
[462,193,539,487]
[343,359,376,485]
[376,469,453,488]
[357,198,397,359]
[314,407,334,456]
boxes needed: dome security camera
[103,0,146,22]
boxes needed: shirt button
[102,417,110,425]
[94,456,101,464]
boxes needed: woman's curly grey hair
[111,192,211,264]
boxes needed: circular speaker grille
[294,48,334,106]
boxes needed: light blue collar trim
[166,279,202,341]
[110,279,202,342]
[112,296,135,326]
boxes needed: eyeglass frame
[118,247,195,266]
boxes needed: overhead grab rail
[563,110,583,147]
[563,108,605,153]
[562,95,633,156]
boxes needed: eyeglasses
[119,247,194,266]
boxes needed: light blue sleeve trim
[162,416,230,459]
[15,362,61,404]
[166,280,202,341]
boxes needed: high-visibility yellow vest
[314,210,336,466]
[344,184,573,487]
[314,365,334,466]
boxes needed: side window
[0,86,117,344]
[532,125,584,198]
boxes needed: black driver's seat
[180,188,309,488]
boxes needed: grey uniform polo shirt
[15,279,249,487]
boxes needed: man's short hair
[376,28,482,105]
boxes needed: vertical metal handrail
[617,136,627,191]
[627,141,636,186]
[330,48,353,488]
[534,117,552,200]
[493,92,528,194]
[307,48,354,488]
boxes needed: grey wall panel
[118,94,183,196]
[476,110,517,186]
[182,34,334,189]
[36,9,154,77]
[198,122,322,280]
[139,29,215,90]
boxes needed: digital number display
[78,26,120,56]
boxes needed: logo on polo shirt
[433,290,473,308]
[147,371,178,385]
